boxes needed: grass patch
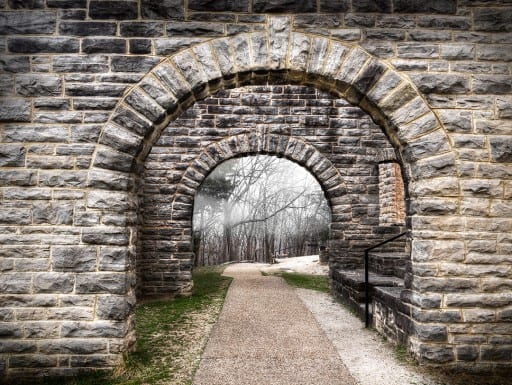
[23,266,232,385]
[273,272,330,293]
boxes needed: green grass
[23,266,232,385]
[271,272,330,293]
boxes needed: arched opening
[192,154,331,266]
[89,29,462,367]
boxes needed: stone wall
[379,162,406,225]
[140,84,398,295]
[0,0,511,378]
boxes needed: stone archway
[86,22,462,367]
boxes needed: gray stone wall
[0,0,510,378]
[140,84,398,295]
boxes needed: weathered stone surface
[33,273,74,293]
[0,11,56,35]
[394,0,456,14]
[82,39,126,54]
[61,321,127,338]
[82,228,130,246]
[8,37,79,53]
[0,145,25,167]
[15,75,61,97]
[141,0,184,19]
[96,295,135,320]
[473,76,512,94]
[59,22,116,36]
[120,22,164,37]
[253,0,315,13]
[474,7,512,32]
[489,136,512,163]
[410,74,469,94]
[89,1,138,20]
[75,273,129,294]
[0,100,31,123]
[111,56,160,73]
[52,246,97,272]
[99,247,132,272]
[99,124,143,156]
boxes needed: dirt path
[192,263,357,385]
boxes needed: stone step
[332,268,404,303]
[368,252,408,278]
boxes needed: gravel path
[193,263,357,385]
[296,288,441,385]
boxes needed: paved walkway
[193,263,357,385]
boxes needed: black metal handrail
[364,231,407,328]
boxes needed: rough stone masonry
[0,0,511,379]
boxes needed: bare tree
[193,155,330,265]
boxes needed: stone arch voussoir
[90,30,457,199]
[171,133,347,223]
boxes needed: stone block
[130,39,152,54]
[75,273,130,294]
[393,0,456,14]
[93,147,134,173]
[87,168,133,191]
[96,295,135,320]
[0,145,25,167]
[474,8,512,32]
[111,56,160,73]
[440,44,475,60]
[167,22,224,37]
[99,123,143,156]
[82,228,130,246]
[99,247,132,271]
[0,170,38,186]
[418,15,471,30]
[397,43,439,58]
[412,240,465,262]
[253,0,315,13]
[47,0,87,7]
[141,0,185,19]
[8,0,45,8]
[39,339,107,355]
[82,38,126,54]
[438,110,472,133]
[0,274,32,294]
[456,346,479,362]
[52,246,97,272]
[59,21,117,36]
[120,22,164,37]
[0,11,56,34]
[193,42,223,82]
[473,75,512,94]
[15,75,61,97]
[0,56,30,73]
[66,83,128,98]
[9,355,58,368]
[0,208,31,225]
[33,273,74,293]
[112,107,152,138]
[39,171,87,188]
[0,99,31,123]
[8,37,79,53]
[410,73,469,94]
[87,190,133,212]
[461,179,502,197]
[61,320,128,338]
[446,293,512,308]
[33,203,74,225]
[89,1,138,20]
[488,136,512,163]
[53,55,109,72]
